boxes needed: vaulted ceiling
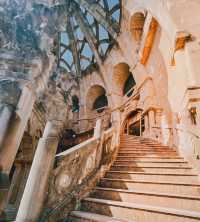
[58,0,121,77]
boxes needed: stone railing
[122,85,137,103]
[174,127,200,172]
[151,125,200,172]
[72,108,112,134]
[39,120,118,222]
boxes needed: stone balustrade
[39,121,118,222]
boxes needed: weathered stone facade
[0,0,200,221]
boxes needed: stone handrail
[152,126,200,139]
[123,85,137,99]
[175,127,200,139]
[73,89,140,125]
[151,126,200,160]
[71,108,111,134]
[39,120,118,222]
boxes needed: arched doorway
[123,109,145,136]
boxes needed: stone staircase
[68,134,200,222]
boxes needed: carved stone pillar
[0,86,35,175]
[148,109,155,137]
[0,80,21,148]
[16,120,62,222]
[155,109,163,128]
[0,104,14,147]
[144,114,149,136]
[0,80,21,215]
[0,48,46,216]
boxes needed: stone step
[105,171,199,183]
[116,157,184,161]
[119,147,173,151]
[119,149,176,153]
[120,145,172,150]
[91,187,200,211]
[110,165,193,174]
[81,198,200,222]
[99,178,200,196]
[120,143,168,146]
[117,153,180,157]
[113,161,189,168]
[68,211,129,222]
[120,144,167,147]
[118,150,177,154]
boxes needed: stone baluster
[94,119,102,139]
[16,120,62,222]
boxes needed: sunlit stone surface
[0,0,200,221]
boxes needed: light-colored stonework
[0,0,200,221]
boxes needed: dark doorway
[129,121,140,136]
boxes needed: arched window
[86,85,108,114]
[93,94,108,113]
[130,12,146,41]
[123,73,136,97]
[72,95,79,112]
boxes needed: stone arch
[130,12,146,41]
[86,85,108,113]
[126,1,178,42]
[121,108,144,136]
[112,63,136,97]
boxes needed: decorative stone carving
[56,173,71,191]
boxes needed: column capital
[43,120,63,139]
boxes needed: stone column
[148,109,155,137]
[155,109,163,140]
[111,110,121,147]
[0,86,35,174]
[0,80,21,149]
[94,119,102,139]
[144,114,149,135]
[155,109,162,127]
[0,104,14,147]
[16,120,61,222]
[0,80,21,215]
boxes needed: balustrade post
[16,120,62,222]
[94,119,102,139]
[148,109,155,138]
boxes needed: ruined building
[0,0,200,221]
